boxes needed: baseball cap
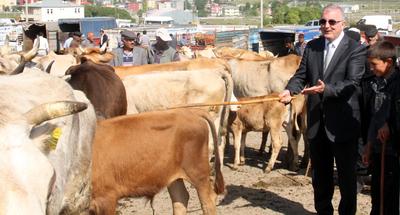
[155,28,172,41]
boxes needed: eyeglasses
[319,19,342,26]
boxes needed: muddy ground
[116,132,372,215]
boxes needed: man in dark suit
[279,4,367,215]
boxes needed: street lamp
[260,0,263,28]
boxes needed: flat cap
[364,25,378,38]
[121,30,137,40]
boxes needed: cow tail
[290,96,300,140]
[196,109,225,194]
[216,63,234,144]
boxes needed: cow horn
[9,56,26,75]
[79,46,86,55]
[24,101,88,126]
[45,60,55,73]
[23,39,39,61]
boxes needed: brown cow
[228,94,305,172]
[65,58,127,119]
[90,108,224,215]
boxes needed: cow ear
[80,56,88,63]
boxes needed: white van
[357,15,393,32]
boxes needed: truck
[357,15,393,32]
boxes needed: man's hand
[279,90,292,104]
[377,123,390,143]
[301,79,325,95]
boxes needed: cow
[65,58,127,119]
[122,68,233,153]
[114,57,231,79]
[195,46,275,61]
[0,70,97,214]
[0,41,39,75]
[228,94,305,172]
[90,108,225,215]
[33,46,114,77]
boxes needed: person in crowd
[100,29,109,48]
[63,32,74,49]
[140,30,150,49]
[34,32,49,56]
[168,33,178,50]
[344,27,361,43]
[279,4,367,215]
[179,34,189,47]
[71,31,83,46]
[81,32,96,48]
[362,41,400,215]
[250,32,260,53]
[359,24,379,46]
[294,33,306,56]
[148,28,180,64]
[110,30,148,66]
[284,37,298,55]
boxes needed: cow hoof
[239,161,245,166]
[264,168,272,174]
[232,164,239,170]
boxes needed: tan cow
[122,68,233,153]
[195,46,275,61]
[114,57,231,79]
[90,108,224,215]
[0,42,39,75]
[228,94,305,172]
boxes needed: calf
[228,94,305,172]
[90,108,225,215]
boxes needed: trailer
[260,26,320,56]
[58,17,117,38]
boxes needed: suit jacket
[110,47,148,67]
[286,35,367,142]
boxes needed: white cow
[0,70,96,214]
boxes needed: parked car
[357,15,393,32]
[305,19,320,27]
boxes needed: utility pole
[25,0,28,22]
[260,0,263,28]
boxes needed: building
[0,0,17,7]
[222,5,240,17]
[21,0,84,22]
[127,2,140,12]
[210,3,222,17]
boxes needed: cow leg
[300,136,310,168]
[239,132,247,165]
[89,194,118,215]
[193,178,217,215]
[284,126,299,171]
[167,179,189,215]
[232,124,243,170]
[259,131,269,155]
[264,128,282,173]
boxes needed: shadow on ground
[219,184,315,215]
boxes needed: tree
[85,5,135,22]
[286,7,300,24]
[194,0,208,17]
[184,0,192,10]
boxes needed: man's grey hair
[322,4,345,21]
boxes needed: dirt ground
[116,132,372,215]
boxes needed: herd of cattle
[0,42,308,214]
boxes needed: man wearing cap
[294,33,306,56]
[148,28,180,64]
[110,30,148,67]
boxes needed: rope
[167,95,295,109]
